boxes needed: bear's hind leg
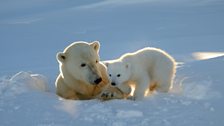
[153,64,175,93]
[156,76,173,93]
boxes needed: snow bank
[0,71,49,98]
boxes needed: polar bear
[55,41,122,100]
[104,47,176,100]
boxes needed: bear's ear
[104,62,109,67]
[90,41,100,53]
[125,63,130,69]
[57,52,66,63]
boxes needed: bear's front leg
[117,83,132,95]
[98,85,126,101]
[133,75,150,100]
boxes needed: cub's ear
[90,41,100,53]
[125,63,130,69]
[57,52,66,63]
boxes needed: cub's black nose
[94,77,102,84]
[111,82,116,86]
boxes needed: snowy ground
[0,0,224,126]
[0,55,223,126]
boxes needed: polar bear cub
[105,47,176,100]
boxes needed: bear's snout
[111,82,116,86]
[94,77,102,85]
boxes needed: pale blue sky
[0,0,224,75]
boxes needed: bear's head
[105,61,131,87]
[57,41,103,85]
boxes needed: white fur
[55,41,128,100]
[55,41,109,99]
[105,47,176,100]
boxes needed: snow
[0,0,224,126]
[0,57,223,126]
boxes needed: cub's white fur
[105,47,176,100]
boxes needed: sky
[0,0,224,76]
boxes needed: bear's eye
[117,74,121,77]
[96,60,98,64]
[81,63,86,67]
[109,74,111,77]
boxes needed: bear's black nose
[94,77,102,84]
[111,82,116,86]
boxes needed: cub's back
[120,47,170,62]
[120,47,175,70]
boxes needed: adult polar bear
[55,41,123,100]
[105,47,176,100]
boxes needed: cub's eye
[96,60,98,63]
[81,63,86,67]
[109,74,111,77]
[117,74,121,77]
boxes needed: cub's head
[105,61,131,87]
[57,41,102,85]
